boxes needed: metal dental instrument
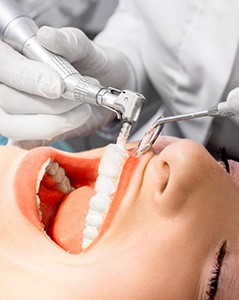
[0,0,145,141]
[135,101,236,156]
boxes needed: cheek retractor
[82,130,129,250]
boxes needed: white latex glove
[0,40,92,146]
[226,87,239,116]
[1,25,135,149]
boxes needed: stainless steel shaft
[152,102,235,128]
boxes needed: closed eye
[206,241,227,300]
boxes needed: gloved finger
[37,26,106,66]
[38,26,133,89]
[0,40,64,98]
[0,104,92,141]
[51,106,116,142]
[0,83,80,114]
[7,106,116,149]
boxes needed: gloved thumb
[227,87,239,116]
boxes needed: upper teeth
[36,159,74,219]
[45,160,74,193]
[35,143,128,251]
[36,158,51,194]
[82,143,128,250]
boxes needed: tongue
[48,186,94,254]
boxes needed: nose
[159,138,213,178]
[152,138,216,215]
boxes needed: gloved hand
[37,26,136,90]
[226,87,239,116]
[0,25,135,149]
[0,40,92,147]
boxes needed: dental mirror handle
[135,101,236,156]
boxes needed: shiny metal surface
[135,101,235,156]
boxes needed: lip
[13,146,142,253]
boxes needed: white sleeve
[94,0,239,145]
[153,0,239,143]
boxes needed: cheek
[119,220,202,299]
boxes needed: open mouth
[14,146,137,254]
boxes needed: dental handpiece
[0,0,145,140]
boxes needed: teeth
[98,158,121,178]
[36,195,43,221]
[89,194,111,212]
[51,165,65,183]
[35,159,51,221]
[58,176,74,193]
[45,160,74,194]
[35,159,74,221]
[83,226,98,240]
[95,175,115,194]
[33,143,128,252]
[36,158,51,194]
[45,161,58,176]
[82,238,93,250]
[86,209,103,227]
[82,143,128,250]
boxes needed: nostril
[159,161,170,193]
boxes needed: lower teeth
[82,142,128,250]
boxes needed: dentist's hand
[37,26,135,90]
[226,87,239,116]
[0,40,93,146]
[0,25,134,149]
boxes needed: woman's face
[1,137,239,299]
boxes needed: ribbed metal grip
[47,55,79,79]
[45,54,103,104]
[74,77,103,104]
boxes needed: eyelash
[206,241,227,300]
[220,147,230,173]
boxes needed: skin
[0,136,239,299]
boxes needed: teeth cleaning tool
[135,99,239,156]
